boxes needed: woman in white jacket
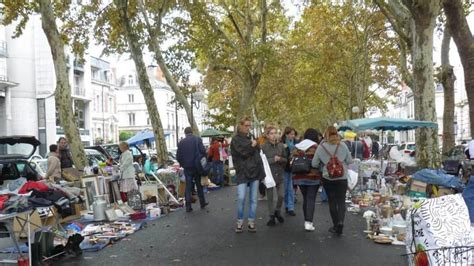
[119,142,138,202]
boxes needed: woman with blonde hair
[312,126,352,235]
[231,117,265,233]
[119,142,138,202]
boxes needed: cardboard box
[410,180,427,193]
[434,187,454,197]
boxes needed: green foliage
[119,131,134,141]
[255,2,400,132]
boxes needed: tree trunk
[115,0,169,165]
[138,3,200,135]
[444,0,474,138]
[38,0,87,170]
[440,26,456,155]
[407,0,441,168]
[235,80,255,130]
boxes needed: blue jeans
[184,168,205,209]
[212,160,224,185]
[284,171,295,211]
[237,180,259,222]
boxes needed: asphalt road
[59,186,406,266]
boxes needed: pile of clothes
[0,178,81,217]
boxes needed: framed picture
[82,177,99,211]
[110,180,122,205]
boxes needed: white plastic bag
[260,150,276,188]
[347,169,358,191]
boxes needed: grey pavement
[59,186,406,266]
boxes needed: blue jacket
[177,134,206,169]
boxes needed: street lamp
[190,91,204,129]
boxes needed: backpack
[321,143,344,178]
[291,151,312,174]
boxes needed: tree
[438,25,456,155]
[111,0,169,165]
[256,3,400,131]
[137,0,200,134]
[186,0,279,128]
[2,0,88,170]
[443,0,474,139]
[375,0,442,168]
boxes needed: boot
[267,215,276,226]
[275,211,284,223]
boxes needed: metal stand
[149,172,179,204]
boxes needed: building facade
[116,66,208,150]
[0,16,119,156]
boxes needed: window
[171,113,175,130]
[104,93,108,112]
[146,113,150,125]
[92,69,99,80]
[167,112,170,129]
[74,100,85,129]
[109,97,113,113]
[94,95,99,111]
[128,75,134,85]
[128,113,136,126]
[128,94,134,103]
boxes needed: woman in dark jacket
[281,127,297,216]
[292,128,323,232]
[230,117,265,233]
[262,126,287,226]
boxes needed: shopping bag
[347,169,358,191]
[260,150,276,188]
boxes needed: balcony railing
[73,86,85,97]
[56,128,90,136]
[0,41,7,57]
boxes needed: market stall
[337,118,474,264]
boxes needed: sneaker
[287,210,296,216]
[235,222,244,233]
[328,226,337,234]
[304,222,315,232]
[248,222,257,233]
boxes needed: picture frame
[110,180,122,205]
[82,176,99,211]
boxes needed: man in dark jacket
[58,137,74,169]
[231,117,265,233]
[177,127,208,212]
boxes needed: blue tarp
[338,117,438,132]
[462,177,474,223]
[127,129,170,145]
[412,169,464,190]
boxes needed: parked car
[86,144,147,165]
[29,159,48,178]
[399,142,416,155]
[0,136,42,185]
[381,144,399,159]
[84,148,110,167]
[442,145,473,183]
